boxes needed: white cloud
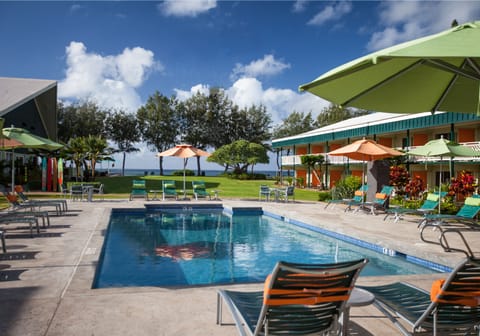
[230,54,291,81]
[367,1,480,50]
[158,0,216,17]
[292,0,308,13]
[174,77,329,124]
[307,1,352,26]
[58,41,161,112]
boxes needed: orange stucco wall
[413,134,429,146]
[458,128,476,143]
[329,170,343,188]
[296,147,307,155]
[296,169,307,187]
[329,143,343,151]
[377,137,392,147]
[311,145,324,153]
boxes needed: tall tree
[207,140,269,174]
[57,100,109,142]
[316,104,370,128]
[106,110,141,176]
[84,135,111,180]
[137,91,179,175]
[62,137,87,181]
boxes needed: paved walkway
[0,198,478,335]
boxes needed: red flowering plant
[389,165,410,198]
[405,175,425,200]
[448,170,476,199]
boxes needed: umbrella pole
[438,157,443,214]
[11,149,15,193]
[183,158,187,200]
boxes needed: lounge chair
[2,188,62,217]
[14,185,67,214]
[420,196,480,229]
[363,185,394,215]
[162,180,178,200]
[192,181,211,200]
[384,192,447,223]
[358,257,480,336]
[0,212,40,237]
[130,180,147,201]
[0,229,5,252]
[259,185,271,201]
[325,184,369,210]
[92,183,104,200]
[217,258,368,336]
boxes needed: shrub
[318,191,331,202]
[172,169,194,176]
[330,175,362,200]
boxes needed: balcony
[280,141,480,167]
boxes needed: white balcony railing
[280,141,480,167]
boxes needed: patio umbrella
[299,21,480,115]
[328,138,403,202]
[407,137,480,212]
[157,144,210,200]
[0,127,63,192]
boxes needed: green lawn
[95,175,321,202]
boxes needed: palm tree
[84,135,112,180]
[63,137,87,182]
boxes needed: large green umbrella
[0,127,63,192]
[299,21,480,115]
[407,137,480,212]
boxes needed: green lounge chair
[358,257,480,336]
[325,184,368,210]
[420,196,480,229]
[129,180,147,201]
[217,258,368,336]
[192,181,211,200]
[162,180,178,200]
[363,185,394,215]
[384,192,447,223]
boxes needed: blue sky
[2,1,480,171]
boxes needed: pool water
[93,208,442,288]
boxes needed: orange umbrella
[157,144,211,199]
[328,138,403,195]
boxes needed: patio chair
[2,187,62,217]
[130,180,147,201]
[358,257,480,336]
[192,181,211,200]
[14,185,67,214]
[92,183,104,200]
[259,185,272,201]
[365,185,394,215]
[277,185,295,202]
[325,184,368,211]
[217,258,368,336]
[419,196,480,229]
[162,180,178,200]
[0,212,40,237]
[384,192,447,223]
[70,184,84,201]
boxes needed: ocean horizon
[97,168,284,177]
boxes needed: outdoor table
[148,190,162,201]
[269,188,281,202]
[82,185,94,202]
[343,287,375,335]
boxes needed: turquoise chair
[162,180,178,200]
[358,257,480,336]
[217,259,368,336]
[325,184,368,210]
[192,181,210,200]
[384,192,447,223]
[420,196,480,229]
[129,180,147,201]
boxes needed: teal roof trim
[273,112,480,148]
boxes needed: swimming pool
[93,205,445,288]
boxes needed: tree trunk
[122,152,126,176]
[196,156,201,176]
[158,156,164,176]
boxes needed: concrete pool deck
[0,198,478,335]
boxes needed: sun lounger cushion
[132,183,145,188]
[430,278,480,307]
[375,193,387,200]
[427,193,440,202]
[464,197,480,207]
[354,190,364,196]
[164,183,175,189]
[6,194,18,202]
